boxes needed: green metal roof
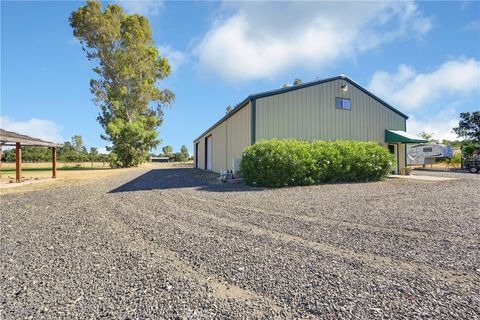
[385,130,427,143]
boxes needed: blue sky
[1,1,479,154]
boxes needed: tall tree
[71,135,85,152]
[58,135,88,162]
[162,145,173,157]
[89,147,99,167]
[452,111,480,144]
[418,131,438,143]
[70,1,174,168]
[418,131,432,141]
[180,144,189,160]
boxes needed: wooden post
[52,147,57,179]
[0,144,2,180]
[15,142,21,183]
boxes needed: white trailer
[407,144,453,165]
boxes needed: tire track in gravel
[106,190,479,318]
[2,174,290,318]
[170,190,480,273]
[108,217,286,316]
[93,194,292,317]
[12,169,476,287]
[205,179,480,239]
[179,189,475,244]
[107,194,349,318]
[2,180,296,318]
[4,168,477,318]
[155,189,479,290]
[107,196,356,318]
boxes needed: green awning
[385,130,428,143]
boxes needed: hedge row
[240,139,395,187]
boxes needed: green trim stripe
[385,130,427,143]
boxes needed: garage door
[206,135,212,170]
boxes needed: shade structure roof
[385,130,427,144]
[0,129,61,147]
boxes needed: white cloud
[158,45,187,72]
[195,1,432,81]
[368,58,480,111]
[116,0,164,17]
[97,146,110,154]
[0,117,64,143]
[465,20,480,31]
[407,108,460,141]
[460,1,470,11]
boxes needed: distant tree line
[1,135,109,165]
[154,144,191,162]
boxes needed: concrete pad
[388,175,456,181]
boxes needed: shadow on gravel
[109,168,263,193]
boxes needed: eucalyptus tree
[70,0,174,167]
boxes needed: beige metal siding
[226,102,251,171]
[194,102,251,173]
[212,122,227,171]
[255,79,405,143]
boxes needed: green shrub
[240,139,395,187]
[239,139,315,187]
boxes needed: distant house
[194,75,426,175]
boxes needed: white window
[335,97,351,110]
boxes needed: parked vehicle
[407,144,453,165]
[463,158,480,173]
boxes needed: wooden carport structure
[0,129,61,183]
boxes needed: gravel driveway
[1,166,479,319]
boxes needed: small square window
[336,97,351,110]
[423,147,433,152]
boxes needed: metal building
[193,75,426,175]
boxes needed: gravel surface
[1,166,479,319]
